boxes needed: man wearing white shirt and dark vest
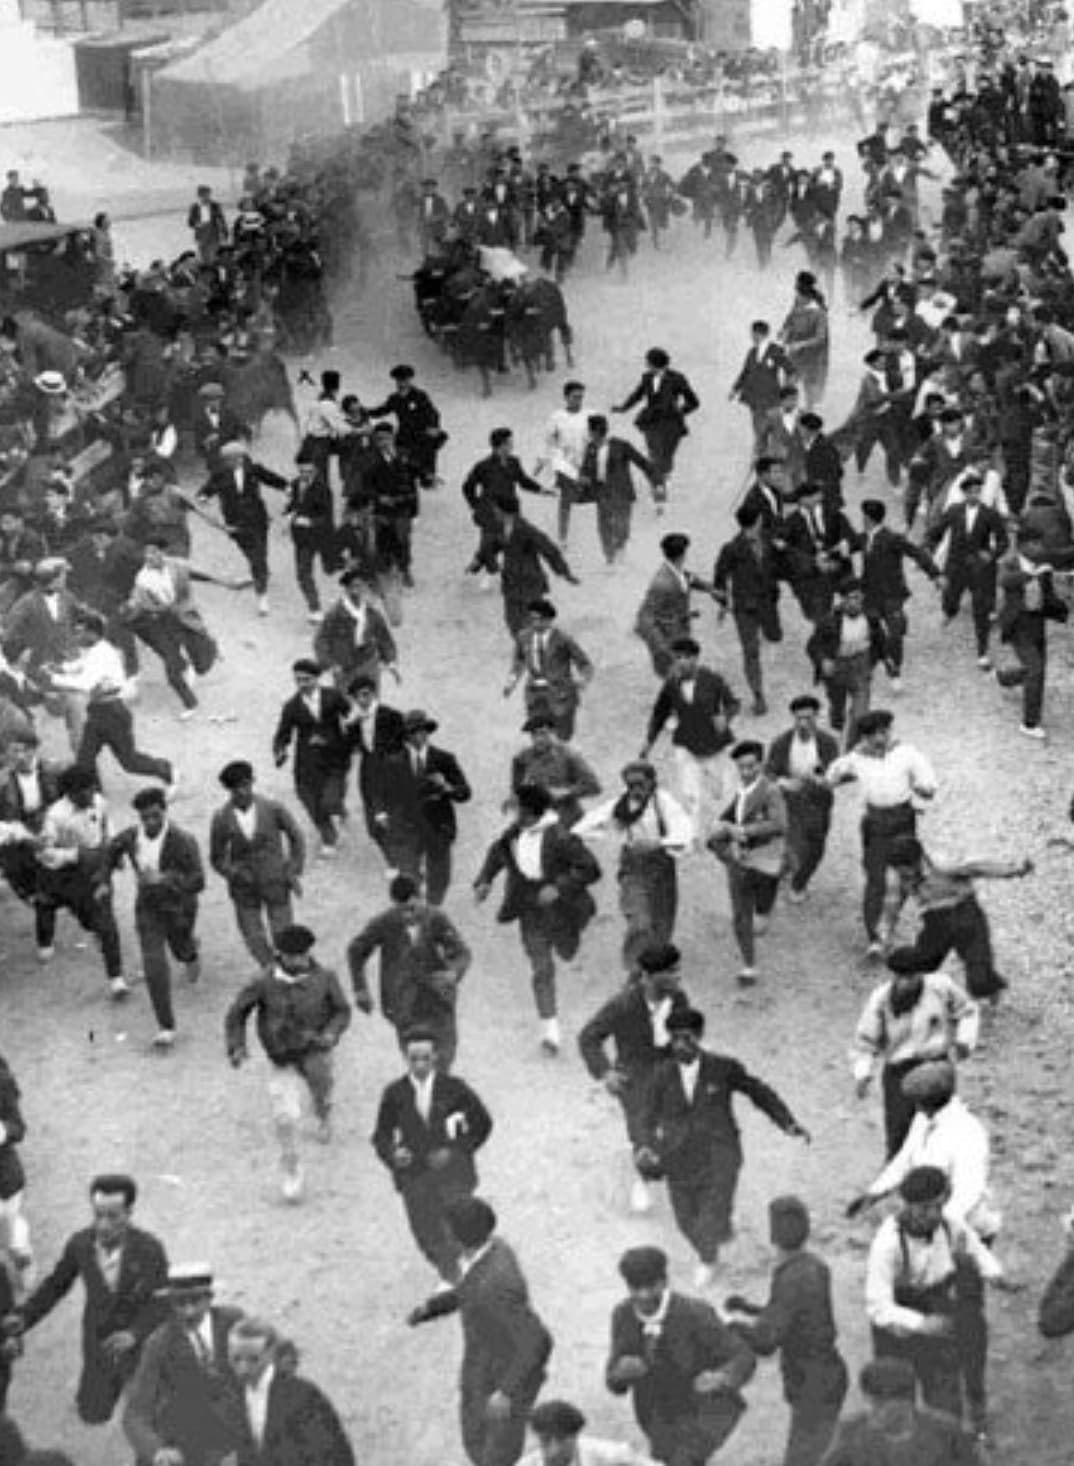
[575,762,692,971]
[534,381,589,546]
[637,1009,809,1287]
[228,1315,353,1466]
[827,711,936,957]
[109,787,205,1051]
[371,1027,493,1283]
[851,946,979,1157]
[708,741,787,986]
[578,943,692,1215]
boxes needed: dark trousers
[872,1323,963,1420]
[382,826,454,906]
[524,684,577,742]
[824,652,872,742]
[618,1067,659,1154]
[296,768,346,846]
[619,846,677,971]
[461,1366,546,1466]
[997,618,1046,727]
[733,602,782,700]
[293,538,337,613]
[725,862,779,966]
[871,600,908,674]
[643,423,684,482]
[914,898,1004,1000]
[943,562,995,658]
[596,493,633,562]
[667,1154,741,1261]
[232,527,270,594]
[860,803,916,940]
[233,894,293,967]
[399,1169,472,1282]
[854,418,902,483]
[132,613,217,709]
[76,699,172,784]
[37,871,123,979]
[783,1358,849,1466]
[882,1057,927,1157]
[785,793,831,893]
[135,899,198,1030]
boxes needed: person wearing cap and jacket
[209,763,306,969]
[314,570,399,691]
[723,1197,848,1466]
[368,365,446,489]
[765,696,840,901]
[635,535,716,681]
[708,741,787,986]
[377,710,471,905]
[196,443,287,615]
[505,599,593,744]
[509,714,601,831]
[225,924,351,1202]
[272,660,351,857]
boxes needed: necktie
[190,1330,211,1369]
[531,634,545,678]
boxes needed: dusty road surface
[2,121,1073,1466]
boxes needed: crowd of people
[3,6,1074,1466]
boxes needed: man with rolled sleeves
[827,712,936,958]
[578,943,691,1215]
[407,1197,552,1466]
[723,1198,848,1466]
[765,696,840,903]
[371,1028,493,1284]
[637,1008,809,1288]
[606,1245,755,1465]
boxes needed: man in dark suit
[578,413,662,564]
[739,456,791,542]
[9,1173,168,1424]
[415,182,452,254]
[197,441,287,614]
[490,496,579,640]
[341,674,406,851]
[806,582,891,745]
[578,943,692,1215]
[765,696,840,903]
[474,784,601,1055]
[192,384,246,467]
[730,321,793,443]
[187,186,228,263]
[209,762,306,968]
[314,568,399,690]
[378,709,471,905]
[800,412,844,508]
[122,1263,244,1466]
[641,637,739,838]
[272,660,351,856]
[348,873,472,1067]
[357,423,421,586]
[368,363,445,489]
[283,458,336,623]
[634,533,716,681]
[855,499,939,688]
[228,1315,354,1466]
[708,741,789,983]
[783,482,855,624]
[408,1197,552,1466]
[0,732,60,951]
[509,713,601,830]
[606,1245,755,1463]
[636,1010,808,1286]
[462,429,549,575]
[713,508,783,716]
[759,386,807,491]
[925,472,1008,669]
[505,599,593,743]
[372,1029,493,1283]
[109,786,205,1050]
[613,347,700,485]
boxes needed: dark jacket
[198,458,287,534]
[577,436,657,502]
[0,1056,26,1202]
[225,963,351,1067]
[283,473,334,552]
[731,1249,846,1406]
[806,610,889,673]
[855,524,937,609]
[646,667,739,757]
[109,822,205,922]
[123,1305,244,1466]
[348,903,471,1031]
[635,562,695,664]
[368,386,441,451]
[313,598,397,683]
[371,1070,492,1193]
[209,796,305,906]
[378,742,470,846]
[578,984,691,1080]
[713,533,781,613]
[764,728,840,819]
[732,342,792,411]
[644,1049,800,1174]
[474,819,601,930]
[494,516,572,606]
[1039,1249,1074,1339]
[232,1371,354,1466]
[511,626,592,721]
[619,368,700,436]
[925,501,1008,569]
[272,687,351,779]
[606,1291,755,1455]
[821,1407,978,1466]
[462,454,545,527]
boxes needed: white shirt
[595,443,610,481]
[788,735,819,779]
[40,794,109,864]
[134,565,177,610]
[964,503,979,534]
[866,1213,1001,1336]
[514,810,557,880]
[543,407,588,481]
[678,677,696,705]
[409,1071,435,1123]
[647,996,673,1049]
[245,1363,275,1448]
[188,1316,214,1365]
[837,611,871,658]
[51,640,126,700]
[868,1096,997,1234]
[678,1058,700,1103]
[95,1240,124,1291]
[42,591,62,622]
[575,789,693,853]
[301,689,322,720]
[852,971,979,1082]
[136,820,169,874]
[458,1239,494,1281]
[341,595,369,647]
[828,742,936,808]
[233,805,257,841]
[14,769,42,815]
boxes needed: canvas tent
[147,0,446,162]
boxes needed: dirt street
[1,123,1072,1466]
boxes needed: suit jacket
[512,626,592,717]
[806,611,888,673]
[856,524,937,609]
[454,1238,552,1400]
[209,796,305,905]
[348,902,471,1030]
[123,1305,244,1466]
[199,458,287,534]
[496,517,571,605]
[360,451,419,521]
[128,557,211,636]
[0,1056,26,1201]
[2,586,79,671]
[760,409,806,486]
[606,1291,755,1451]
[314,598,397,682]
[784,504,855,583]
[732,342,792,410]
[764,728,840,818]
[66,532,143,616]
[713,533,781,614]
[20,1224,169,1388]
[371,1070,492,1192]
[925,502,1008,570]
[284,473,335,551]
[368,387,441,451]
[578,984,691,1079]
[647,667,739,757]
[110,822,205,921]
[475,819,601,930]
[0,762,60,833]
[272,687,351,779]
[619,369,699,435]
[738,481,788,540]
[712,774,787,876]
[644,1049,798,1174]
[381,743,471,845]
[462,454,544,524]
[232,1371,354,1466]
[803,434,844,501]
[578,437,656,503]
[634,563,693,658]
